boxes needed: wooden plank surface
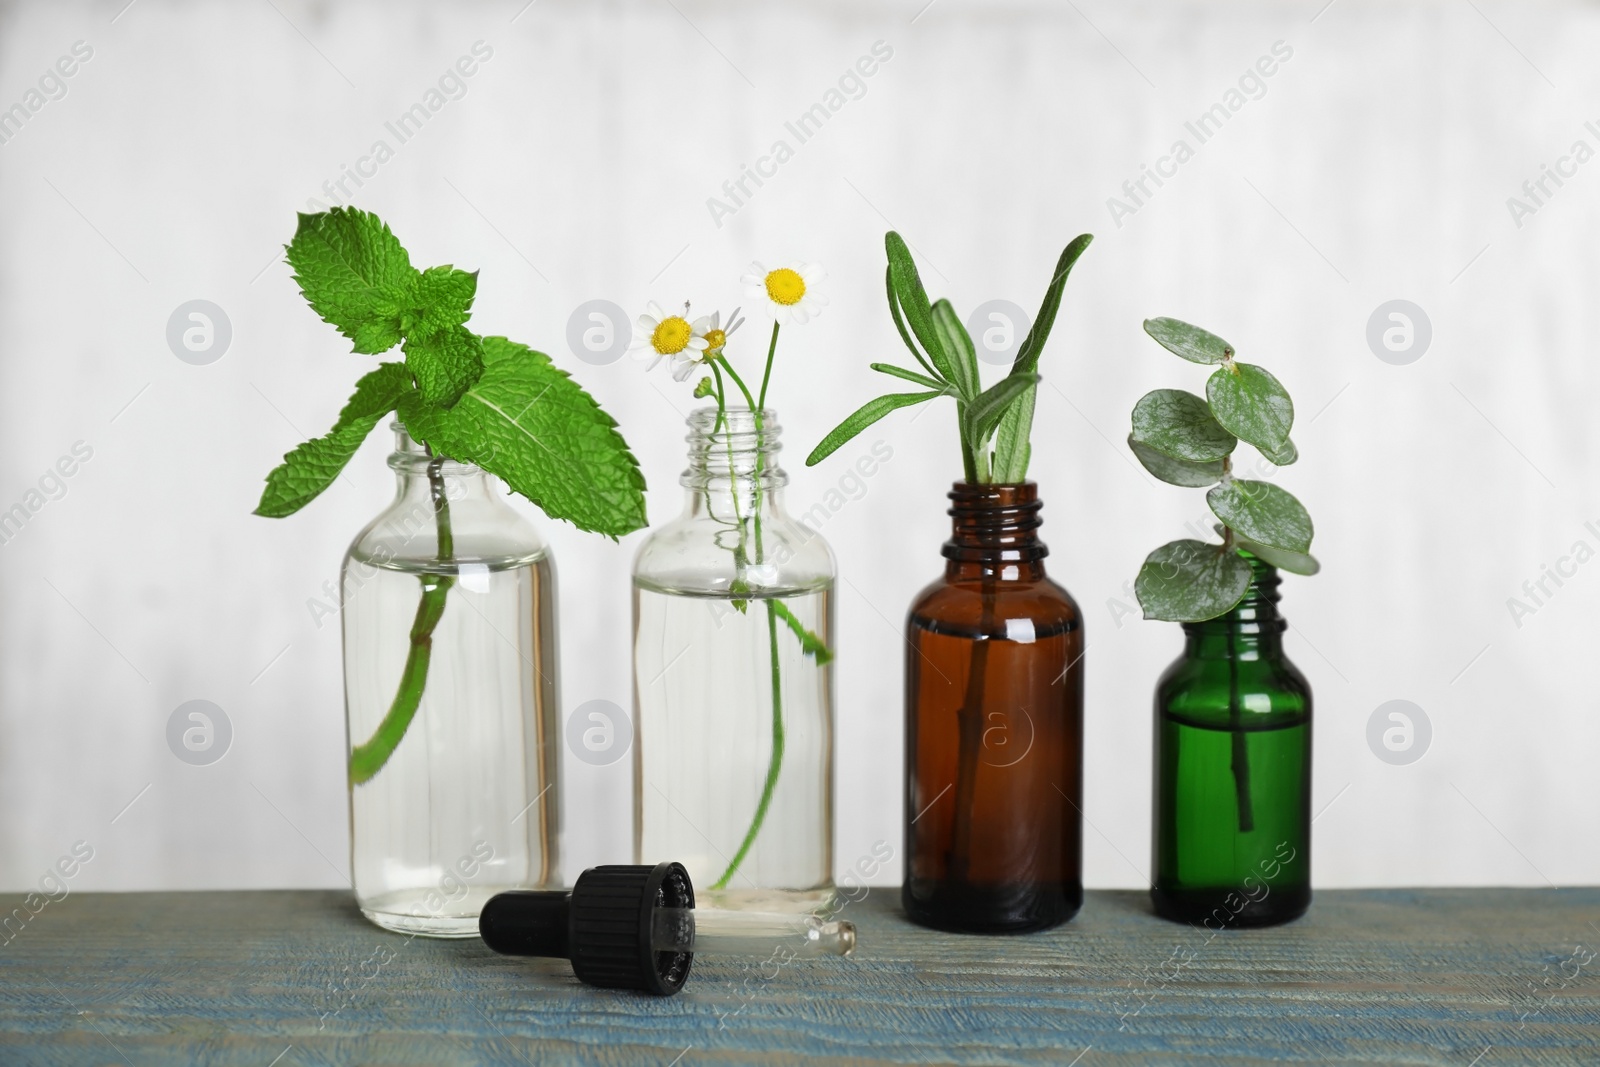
[1,888,1597,1065]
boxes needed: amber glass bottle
[1151,556,1312,927]
[903,482,1084,933]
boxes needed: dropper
[480,862,855,995]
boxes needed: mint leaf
[286,209,414,354]
[1208,479,1313,554]
[255,362,413,517]
[1207,363,1294,452]
[1136,539,1252,622]
[404,324,484,408]
[409,266,477,337]
[1131,388,1236,462]
[399,337,646,538]
[1144,317,1233,365]
[1129,435,1224,488]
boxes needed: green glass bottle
[1151,555,1311,927]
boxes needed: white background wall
[0,0,1594,894]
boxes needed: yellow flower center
[765,268,806,306]
[652,316,693,355]
[704,328,727,352]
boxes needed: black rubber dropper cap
[479,862,695,995]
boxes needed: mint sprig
[1130,316,1317,623]
[258,208,647,784]
[258,208,645,536]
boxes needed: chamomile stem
[757,322,780,411]
[714,600,786,890]
[719,358,758,412]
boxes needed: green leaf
[1012,235,1095,379]
[1207,479,1313,554]
[1144,317,1233,365]
[285,208,415,354]
[930,299,980,402]
[965,373,1039,452]
[870,363,945,390]
[399,337,646,538]
[1135,539,1252,622]
[255,362,413,517]
[885,233,961,391]
[806,389,944,466]
[1240,537,1320,576]
[1130,389,1237,462]
[1129,435,1225,488]
[403,324,485,408]
[991,234,1093,483]
[408,265,477,337]
[1207,363,1294,452]
[885,266,943,384]
[1261,436,1298,466]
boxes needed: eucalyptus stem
[349,453,455,785]
[1222,525,1255,833]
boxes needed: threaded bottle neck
[1182,555,1286,656]
[942,482,1047,565]
[680,408,786,492]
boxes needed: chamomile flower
[701,307,745,357]
[742,262,828,325]
[631,301,710,379]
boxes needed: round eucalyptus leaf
[1135,539,1253,622]
[1129,435,1224,487]
[1240,537,1320,576]
[1144,317,1234,365]
[1210,522,1322,576]
[1206,363,1293,453]
[1131,389,1236,462]
[1207,479,1313,554]
[1261,435,1298,466]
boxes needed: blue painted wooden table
[3,888,1597,1065]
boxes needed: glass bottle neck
[680,407,787,522]
[390,422,494,506]
[1181,556,1286,660]
[943,481,1047,582]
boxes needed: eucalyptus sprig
[1130,317,1319,623]
[256,208,645,784]
[806,231,1093,482]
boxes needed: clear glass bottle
[632,409,836,913]
[342,422,561,937]
[1152,554,1312,927]
[903,482,1085,933]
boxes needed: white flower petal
[687,337,709,351]
[671,359,696,381]
[646,301,665,320]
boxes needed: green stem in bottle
[757,322,780,412]
[348,452,455,785]
[946,577,995,883]
[1227,591,1255,834]
[713,599,787,890]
